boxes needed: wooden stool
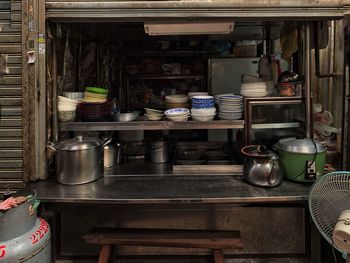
[83,228,243,263]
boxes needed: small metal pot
[104,142,122,168]
[149,140,169,163]
[48,136,111,185]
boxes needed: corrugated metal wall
[0,0,23,190]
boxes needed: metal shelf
[127,74,203,80]
[59,120,245,132]
[251,122,300,129]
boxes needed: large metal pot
[241,145,284,187]
[274,138,326,182]
[48,136,111,185]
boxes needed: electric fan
[309,171,350,262]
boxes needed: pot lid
[275,138,326,154]
[56,136,102,151]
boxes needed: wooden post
[22,0,47,182]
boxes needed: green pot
[277,150,326,182]
[274,138,326,182]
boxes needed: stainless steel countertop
[26,175,311,204]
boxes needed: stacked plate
[164,108,190,122]
[218,95,243,120]
[83,87,108,103]
[77,101,112,122]
[240,81,274,97]
[165,95,189,109]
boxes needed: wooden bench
[83,228,243,263]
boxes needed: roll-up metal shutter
[45,0,345,20]
[0,0,23,191]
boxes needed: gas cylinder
[0,191,51,262]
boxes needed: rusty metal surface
[45,0,342,8]
[26,175,310,204]
[45,0,346,20]
[0,0,23,189]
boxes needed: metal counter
[27,175,311,204]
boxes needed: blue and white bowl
[164,108,190,117]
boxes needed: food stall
[1,0,349,262]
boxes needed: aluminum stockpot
[48,136,111,185]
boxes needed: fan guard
[309,171,350,246]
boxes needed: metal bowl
[114,112,139,122]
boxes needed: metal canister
[150,141,169,163]
[104,142,122,168]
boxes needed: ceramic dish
[85,87,108,95]
[191,114,216,121]
[144,108,163,115]
[165,95,189,103]
[164,108,190,116]
[145,113,164,121]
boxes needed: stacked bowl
[190,95,216,121]
[144,108,164,121]
[83,87,108,103]
[165,108,190,122]
[58,96,79,122]
[240,81,274,97]
[165,95,189,109]
[218,95,243,120]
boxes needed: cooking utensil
[241,145,283,187]
[274,138,326,182]
[104,141,122,168]
[48,136,111,185]
[149,140,169,163]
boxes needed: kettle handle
[265,162,277,185]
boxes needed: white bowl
[62,92,84,101]
[164,108,190,117]
[166,115,189,122]
[58,104,78,110]
[145,113,164,121]
[58,110,76,122]
[58,96,79,105]
[190,108,216,116]
[145,108,163,115]
[191,114,216,121]
[165,95,189,103]
[188,92,208,99]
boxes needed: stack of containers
[165,95,189,109]
[77,87,112,122]
[58,96,79,122]
[190,95,216,121]
[164,108,190,122]
[83,87,108,103]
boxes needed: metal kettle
[241,145,284,187]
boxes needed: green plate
[85,87,108,95]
